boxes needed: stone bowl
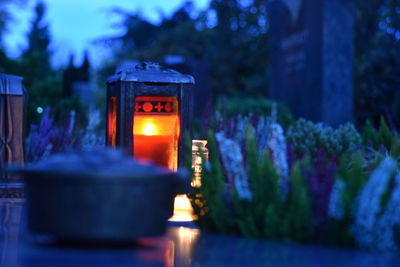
[10,150,190,242]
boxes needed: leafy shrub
[287,119,361,158]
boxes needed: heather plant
[281,161,312,242]
[350,157,399,250]
[307,150,337,242]
[191,122,312,241]
[191,113,400,251]
[215,131,252,201]
[214,108,289,182]
[215,112,270,150]
[327,152,367,246]
[81,109,105,151]
[49,110,84,153]
[339,153,367,217]
[26,107,104,162]
[26,107,55,162]
[362,117,400,157]
[233,127,282,238]
[287,119,361,157]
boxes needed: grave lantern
[0,74,26,180]
[106,62,194,171]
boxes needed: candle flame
[142,120,159,136]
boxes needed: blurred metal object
[191,140,208,188]
[12,150,190,242]
[0,74,26,198]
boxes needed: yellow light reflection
[166,227,200,266]
[176,226,200,265]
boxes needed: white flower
[373,173,400,250]
[267,122,289,197]
[81,109,104,151]
[351,157,398,249]
[216,131,252,200]
[328,179,346,220]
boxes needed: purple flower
[308,149,337,241]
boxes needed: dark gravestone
[268,0,355,126]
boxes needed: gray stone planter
[11,150,190,242]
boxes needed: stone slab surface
[1,199,399,266]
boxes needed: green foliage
[362,117,400,157]
[191,130,233,233]
[62,53,90,97]
[17,1,64,125]
[0,49,19,73]
[5,1,87,126]
[99,0,269,97]
[192,127,314,242]
[378,116,395,150]
[355,0,400,129]
[326,152,367,246]
[340,153,367,214]
[20,2,52,84]
[190,118,400,248]
[287,119,362,157]
[282,162,312,242]
[231,126,282,238]
[362,120,378,146]
[217,97,294,127]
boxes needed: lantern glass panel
[107,96,117,147]
[133,96,180,171]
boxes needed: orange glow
[133,97,180,171]
[133,96,195,222]
[141,120,159,136]
[107,96,117,147]
[134,116,178,137]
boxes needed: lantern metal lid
[107,62,195,84]
[0,74,24,95]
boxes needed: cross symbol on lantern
[135,102,141,112]
[155,102,163,112]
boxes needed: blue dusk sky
[4,0,210,66]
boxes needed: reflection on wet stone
[168,227,200,266]
[0,199,24,267]
[1,200,400,265]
